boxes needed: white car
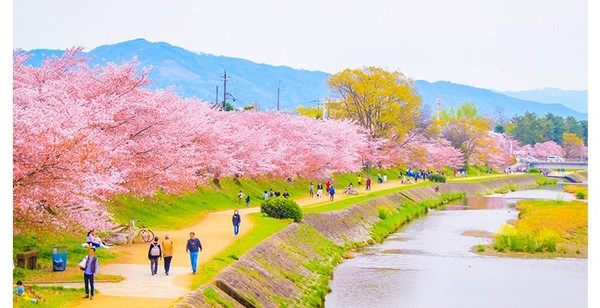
[547,156,564,163]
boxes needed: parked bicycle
[112,220,154,243]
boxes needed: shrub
[377,206,395,220]
[528,168,540,173]
[576,191,585,199]
[260,197,303,222]
[427,174,446,183]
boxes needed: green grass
[107,168,401,229]
[191,213,290,289]
[202,287,233,308]
[13,285,85,307]
[303,181,435,213]
[13,228,121,283]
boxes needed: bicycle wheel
[138,229,154,243]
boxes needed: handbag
[78,256,88,270]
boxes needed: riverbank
[473,198,587,259]
[177,175,541,307]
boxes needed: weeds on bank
[191,213,290,289]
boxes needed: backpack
[150,243,160,257]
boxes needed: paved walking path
[60,175,505,307]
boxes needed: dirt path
[65,177,429,307]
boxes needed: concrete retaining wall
[176,175,539,307]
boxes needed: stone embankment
[176,175,540,307]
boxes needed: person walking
[162,234,174,275]
[309,182,314,197]
[232,209,241,237]
[365,177,371,191]
[148,236,162,276]
[329,185,336,201]
[237,191,244,204]
[82,247,98,300]
[316,183,323,198]
[245,195,250,207]
[186,232,202,274]
[357,174,363,186]
[325,181,331,196]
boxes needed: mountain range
[22,39,587,120]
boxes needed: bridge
[529,161,588,170]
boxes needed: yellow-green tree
[562,132,584,158]
[436,103,493,165]
[294,105,323,119]
[326,67,422,140]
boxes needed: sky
[11,0,589,92]
[3,1,599,304]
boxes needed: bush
[260,197,303,222]
[427,174,446,183]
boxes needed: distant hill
[500,88,588,114]
[23,39,330,111]
[21,39,587,120]
[414,81,587,120]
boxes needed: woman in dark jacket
[232,209,241,237]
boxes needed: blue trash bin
[52,246,67,272]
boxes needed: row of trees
[15,52,581,232]
[497,112,587,146]
[321,68,511,168]
[13,49,372,232]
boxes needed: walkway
[55,176,471,307]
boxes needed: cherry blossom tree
[13,48,373,232]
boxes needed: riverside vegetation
[13,171,545,306]
[177,175,542,307]
[479,199,587,258]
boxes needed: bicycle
[112,220,155,243]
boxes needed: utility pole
[221,70,229,110]
[277,80,281,111]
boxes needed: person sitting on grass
[13,280,40,303]
[85,230,111,248]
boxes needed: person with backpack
[148,236,162,276]
[162,234,173,275]
[329,185,336,201]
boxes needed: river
[325,188,587,308]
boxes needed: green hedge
[260,197,303,222]
[427,174,447,183]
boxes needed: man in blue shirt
[186,232,202,274]
[82,247,98,300]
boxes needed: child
[13,280,39,303]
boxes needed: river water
[325,189,587,308]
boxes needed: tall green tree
[543,113,566,144]
[326,67,422,140]
[507,112,545,145]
